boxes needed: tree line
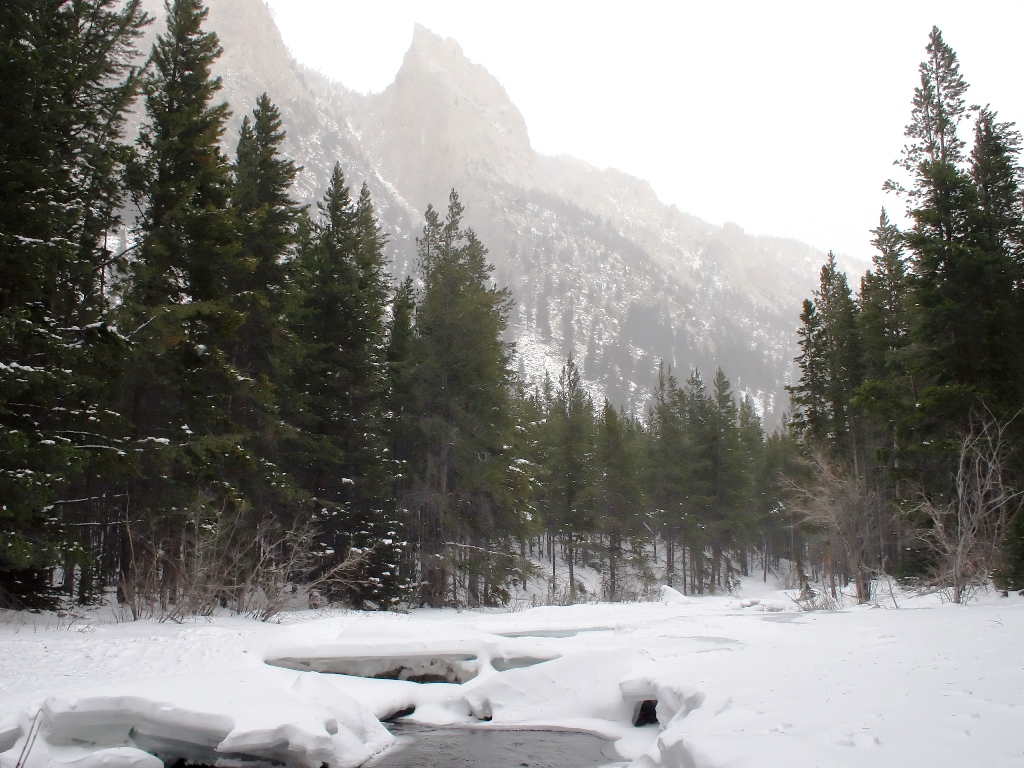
[787,27,1024,603]
[2,0,783,613]
[8,4,1018,615]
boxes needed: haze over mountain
[139,0,859,423]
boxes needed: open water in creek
[363,721,620,768]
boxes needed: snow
[2,580,1023,768]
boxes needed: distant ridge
[138,0,852,423]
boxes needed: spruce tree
[589,401,644,601]
[736,394,766,576]
[385,275,419,508]
[858,210,911,385]
[286,166,406,608]
[646,364,689,588]
[855,209,915,498]
[119,0,299,608]
[409,191,518,607]
[896,29,1024,465]
[682,370,715,592]
[788,299,826,443]
[0,0,148,605]
[706,368,748,590]
[231,93,303,393]
[788,254,861,453]
[547,355,596,597]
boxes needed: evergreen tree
[788,254,861,453]
[0,0,148,605]
[858,210,912,385]
[706,368,749,590]
[681,370,715,592]
[119,0,298,608]
[231,93,303,392]
[895,26,968,186]
[848,211,917,575]
[129,0,237,307]
[286,166,406,607]
[409,191,518,607]
[589,401,644,601]
[736,394,766,576]
[646,364,689,587]
[854,210,915,477]
[384,275,419,509]
[896,30,1024,464]
[546,355,596,597]
[788,299,826,443]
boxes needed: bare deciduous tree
[911,413,1023,604]
[785,450,882,604]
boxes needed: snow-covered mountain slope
[140,0,862,423]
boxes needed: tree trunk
[608,534,618,601]
[567,532,575,600]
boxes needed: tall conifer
[286,165,406,607]
[119,0,293,606]
[0,0,148,605]
[409,191,518,606]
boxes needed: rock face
[137,0,854,422]
[354,24,547,215]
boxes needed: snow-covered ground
[2,579,1022,768]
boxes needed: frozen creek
[2,579,1023,768]
[365,722,618,768]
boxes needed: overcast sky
[263,1,1024,261]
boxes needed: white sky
[263,0,1024,261]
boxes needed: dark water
[364,722,618,768]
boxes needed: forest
[2,0,1023,614]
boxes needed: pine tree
[896,26,968,185]
[118,0,299,608]
[646,364,689,588]
[286,166,406,607]
[897,30,1024,453]
[385,275,419,509]
[0,0,148,606]
[705,368,749,590]
[409,191,518,607]
[589,401,644,601]
[231,93,303,392]
[788,254,861,453]
[546,355,596,597]
[681,370,715,592]
[788,299,826,443]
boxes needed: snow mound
[659,585,691,605]
[8,669,391,768]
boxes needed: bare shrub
[784,450,881,604]
[118,499,374,622]
[910,413,1023,604]
[792,583,846,612]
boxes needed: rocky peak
[351,24,547,215]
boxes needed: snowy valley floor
[1,579,1023,768]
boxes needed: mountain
[138,0,857,424]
